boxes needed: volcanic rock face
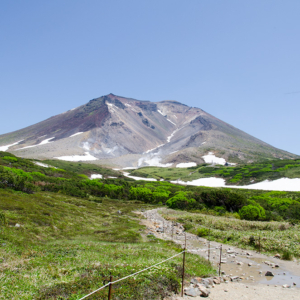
[0,93,297,167]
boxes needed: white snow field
[33,162,57,168]
[176,162,197,168]
[171,177,226,187]
[202,152,226,165]
[171,177,300,192]
[123,172,157,181]
[17,137,55,150]
[69,132,83,138]
[90,174,103,179]
[0,140,23,151]
[54,152,97,162]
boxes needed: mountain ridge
[0,93,297,167]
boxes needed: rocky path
[140,208,300,299]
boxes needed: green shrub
[239,205,266,220]
[197,227,209,237]
[282,250,293,261]
[0,211,6,225]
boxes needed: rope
[79,250,185,300]
[188,247,220,252]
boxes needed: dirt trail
[140,208,300,293]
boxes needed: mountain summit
[0,94,297,167]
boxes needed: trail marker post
[181,233,187,297]
[218,245,222,276]
[108,275,113,300]
[208,241,210,262]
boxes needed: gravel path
[140,208,300,299]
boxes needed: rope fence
[79,250,185,300]
[79,217,225,300]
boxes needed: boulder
[265,271,274,276]
[185,287,200,297]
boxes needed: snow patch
[144,144,165,154]
[123,172,157,181]
[33,162,56,168]
[70,132,83,138]
[202,152,226,165]
[17,137,55,150]
[125,103,132,107]
[122,167,139,170]
[201,142,206,145]
[176,162,197,168]
[90,174,102,179]
[167,129,179,143]
[170,150,178,154]
[0,140,24,152]
[172,177,226,187]
[167,119,176,125]
[171,177,300,192]
[54,152,97,162]
[158,110,164,115]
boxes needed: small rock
[293,282,296,286]
[265,271,274,276]
[248,263,252,266]
[15,223,20,227]
[213,278,220,285]
[230,276,240,282]
[282,284,290,288]
[224,289,228,292]
[185,287,200,297]
[274,253,281,259]
[198,285,210,297]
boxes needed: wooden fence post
[181,233,187,297]
[219,245,222,276]
[108,275,113,300]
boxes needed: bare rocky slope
[0,94,297,167]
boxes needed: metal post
[259,235,261,253]
[172,222,174,240]
[219,245,222,276]
[108,275,113,300]
[181,233,186,297]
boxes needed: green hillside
[129,159,300,185]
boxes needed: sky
[1,1,299,155]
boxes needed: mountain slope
[0,93,297,167]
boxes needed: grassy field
[161,209,300,260]
[0,189,214,299]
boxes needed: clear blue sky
[1,1,299,155]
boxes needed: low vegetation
[0,152,215,299]
[161,209,300,259]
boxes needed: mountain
[0,93,297,167]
